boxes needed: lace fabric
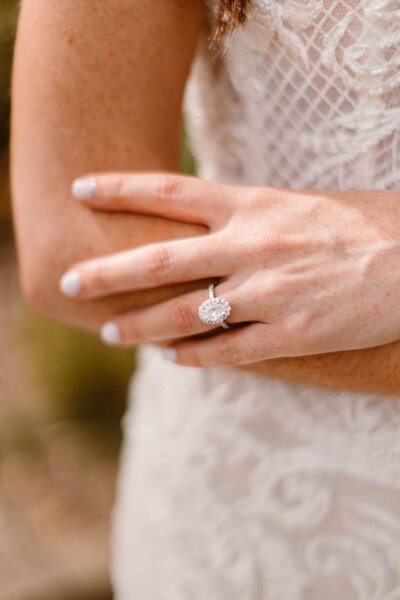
[112,1,400,598]
[187,0,400,190]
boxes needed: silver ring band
[198,284,231,329]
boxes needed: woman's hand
[60,172,400,367]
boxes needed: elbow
[18,252,108,334]
[17,238,67,322]
[19,263,91,330]
[19,262,60,320]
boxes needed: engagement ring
[198,284,231,329]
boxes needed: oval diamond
[198,297,231,326]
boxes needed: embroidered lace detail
[113,346,400,599]
[112,2,400,597]
[185,0,400,190]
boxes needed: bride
[11,0,400,597]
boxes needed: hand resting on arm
[63,172,400,396]
[12,0,400,397]
[11,0,208,331]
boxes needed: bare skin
[12,0,208,325]
[11,0,400,396]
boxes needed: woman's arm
[12,1,400,398]
[240,342,400,396]
[11,0,207,331]
[64,176,400,396]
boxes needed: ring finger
[100,283,248,346]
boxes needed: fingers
[71,172,233,227]
[60,234,237,299]
[98,286,244,346]
[166,322,281,367]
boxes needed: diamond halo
[198,285,231,328]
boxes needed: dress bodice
[184,0,400,190]
[112,3,400,598]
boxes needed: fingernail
[162,347,178,363]
[72,177,96,200]
[59,270,81,297]
[101,322,121,346]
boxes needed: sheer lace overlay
[188,0,400,190]
[112,2,400,598]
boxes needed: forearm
[12,1,400,397]
[240,341,400,396]
[11,0,207,331]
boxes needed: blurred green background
[0,2,195,599]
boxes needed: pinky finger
[166,322,280,367]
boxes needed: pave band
[198,284,231,329]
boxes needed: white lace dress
[111,1,400,597]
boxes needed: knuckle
[248,185,277,210]
[193,350,209,368]
[218,340,242,366]
[255,229,286,257]
[170,299,197,334]
[90,262,112,292]
[259,276,286,309]
[108,175,129,208]
[114,177,131,205]
[154,174,182,201]
[249,187,267,209]
[147,246,173,284]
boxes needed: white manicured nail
[162,347,178,362]
[72,177,96,200]
[101,322,121,346]
[59,270,81,297]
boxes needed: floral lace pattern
[185,0,400,189]
[112,1,400,597]
[113,346,400,599]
